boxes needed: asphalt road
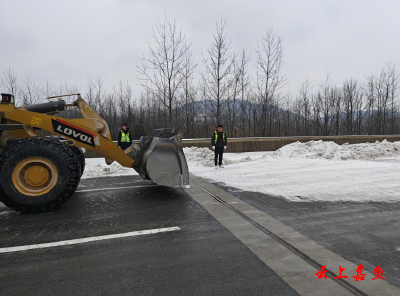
[1,174,399,295]
[216,182,400,290]
[0,176,298,296]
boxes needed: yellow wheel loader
[0,93,189,213]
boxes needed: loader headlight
[1,93,15,104]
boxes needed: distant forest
[1,16,399,140]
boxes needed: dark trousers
[214,146,224,166]
[120,142,132,150]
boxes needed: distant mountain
[176,99,296,119]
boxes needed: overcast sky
[1,0,399,97]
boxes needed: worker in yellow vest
[211,124,227,168]
[118,123,132,151]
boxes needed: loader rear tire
[0,137,81,213]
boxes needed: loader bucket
[132,129,190,188]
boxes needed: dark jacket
[118,128,132,149]
[211,131,227,147]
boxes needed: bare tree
[387,63,399,134]
[342,78,364,135]
[113,80,134,126]
[380,63,399,134]
[292,80,313,136]
[39,79,56,99]
[226,49,251,137]
[201,19,234,126]
[365,74,376,134]
[0,68,20,104]
[316,75,336,136]
[20,76,40,106]
[364,64,397,134]
[180,49,197,137]
[237,49,251,137]
[226,54,239,135]
[137,14,191,126]
[255,28,287,136]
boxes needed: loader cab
[1,93,15,105]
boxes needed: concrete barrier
[84,135,400,157]
[181,135,400,153]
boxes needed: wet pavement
[0,176,297,296]
[215,181,400,290]
[1,174,399,295]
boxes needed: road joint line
[75,184,158,193]
[188,176,400,296]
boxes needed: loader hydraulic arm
[0,101,134,168]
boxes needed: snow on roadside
[182,147,264,167]
[184,140,400,203]
[82,158,137,179]
[80,140,400,203]
[81,148,263,179]
[272,140,400,160]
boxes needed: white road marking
[0,227,180,254]
[75,184,158,192]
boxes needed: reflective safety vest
[121,131,131,143]
[214,131,225,144]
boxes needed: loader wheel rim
[12,158,58,196]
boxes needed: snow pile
[82,147,257,179]
[182,147,214,166]
[272,140,400,160]
[183,147,258,166]
[184,142,400,203]
[184,140,400,165]
[82,159,137,179]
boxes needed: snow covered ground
[83,158,138,179]
[83,140,400,203]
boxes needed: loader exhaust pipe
[27,100,66,114]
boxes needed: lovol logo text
[51,119,95,147]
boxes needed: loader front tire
[0,137,81,213]
[69,145,85,176]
